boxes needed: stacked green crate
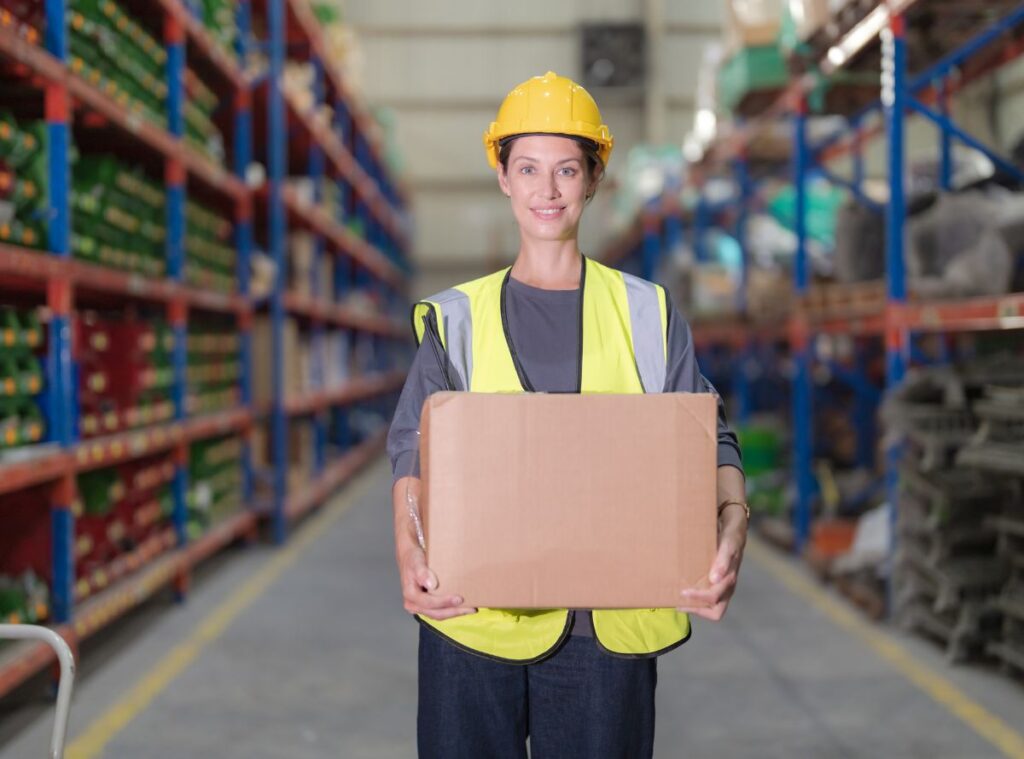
[0,572,49,624]
[133,320,176,428]
[186,325,241,415]
[185,200,235,293]
[68,0,168,127]
[184,70,224,165]
[0,307,45,451]
[73,155,166,276]
[187,434,242,537]
[0,113,48,250]
[197,0,237,56]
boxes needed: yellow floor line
[66,468,380,759]
[747,538,1024,759]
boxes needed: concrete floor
[2,456,1024,758]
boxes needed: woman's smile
[531,206,567,221]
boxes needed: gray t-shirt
[387,274,744,637]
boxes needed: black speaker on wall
[581,23,646,91]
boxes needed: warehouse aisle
[2,457,1024,759]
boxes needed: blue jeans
[417,624,657,758]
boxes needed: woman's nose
[543,174,560,199]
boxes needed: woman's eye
[520,166,535,175]
[559,167,576,177]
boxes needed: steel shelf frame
[0,0,410,701]
[256,0,411,546]
[600,3,1024,568]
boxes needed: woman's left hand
[677,505,748,621]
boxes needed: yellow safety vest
[411,255,692,663]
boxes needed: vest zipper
[500,256,587,394]
[422,310,456,392]
[499,269,536,392]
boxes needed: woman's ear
[497,165,511,198]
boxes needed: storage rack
[0,0,410,698]
[602,1,1024,570]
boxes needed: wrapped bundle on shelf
[183,69,225,165]
[187,322,241,416]
[0,306,46,451]
[76,312,175,438]
[195,0,238,56]
[0,113,48,250]
[73,155,166,277]
[185,200,236,294]
[0,0,43,45]
[188,434,243,538]
[75,457,176,601]
[68,0,168,126]
[908,191,1014,299]
[833,199,885,283]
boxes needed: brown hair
[498,134,605,201]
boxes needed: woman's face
[497,135,597,244]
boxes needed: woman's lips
[531,207,566,221]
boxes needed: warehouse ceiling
[346,0,723,296]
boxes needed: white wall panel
[358,37,578,101]
[663,34,716,98]
[664,0,725,27]
[346,0,643,28]
[346,1,723,278]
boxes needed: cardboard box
[251,316,302,405]
[789,0,830,41]
[420,392,717,609]
[723,0,782,53]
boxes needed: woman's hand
[398,544,477,621]
[677,503,747,621]
[394,476,477,621]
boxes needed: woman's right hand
[399,545,477,621]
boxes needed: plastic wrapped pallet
[908,192,1014,299]
[833,199,885,283]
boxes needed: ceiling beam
[370,95,695,111]
[354,22,719,38]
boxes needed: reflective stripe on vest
[411,256,691,662]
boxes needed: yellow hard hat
[483,71,614,170]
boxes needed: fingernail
[453,596,463,605]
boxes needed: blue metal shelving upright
[0,0,410,697]
[600,3,1024,576]
[43,0,75,627]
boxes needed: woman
[387,71,748,759]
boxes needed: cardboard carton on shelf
[790,0,831,42]
[723,0,783,54]
[419,392,718,609]
[251,316,303,405]
[287,419,316,493]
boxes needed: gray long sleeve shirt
[387,275,744,636]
